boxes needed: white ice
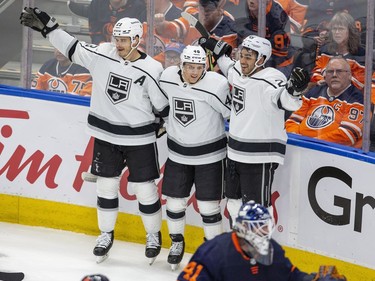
[0,222,192,281]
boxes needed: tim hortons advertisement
[0,92,203,225]
[1,90,375,269]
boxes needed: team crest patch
[173,97,196,127]
[106,72,132,104]
[47,78,68,93]
[232,86,245,115]
[307,105,335,128]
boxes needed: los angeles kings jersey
[218,56,302,165]
[48,29,169,146]
[159,66,231,165]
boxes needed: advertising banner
[1,87,375,269]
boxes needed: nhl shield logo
[106,72,132,104]
[232,86,245,115]
[173,97,196,127]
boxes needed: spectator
[286,56,364,148]
[159,45,231,269]
[199,35,309,223]
[141,0,182,58]
[236,0,296,76]
[310,11,375,103]
[164,41,186,67]
[171,0,186,9]
[177,200,347,281]
[32,48,92,96]
[88,0,147,44]
[275,0,307,32]
[302,0,367,32]
[155,0,240,49]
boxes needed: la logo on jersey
[173,97,196,126]
[106,72,132,104]
[232,86,245,115]
[307,105,334,128]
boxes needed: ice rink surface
[0,222,192,281]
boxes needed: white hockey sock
[96,177,120,232]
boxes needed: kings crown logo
[173,97,196,127]
[106,72,132,104]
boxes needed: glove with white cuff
[286,67,310,97]
[198,37,232,60]
[20,7,59,38]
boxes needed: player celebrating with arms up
[199,35,309,225]
[159,45,231,270]
[20,8,169,264]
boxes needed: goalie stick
[181,11,215,71]
[0,271,25,281]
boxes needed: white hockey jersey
[48,29,169,146]
[218,56,302,165]
[159,66,231,165]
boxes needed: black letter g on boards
[308,166,351,226]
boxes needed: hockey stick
[81,171,98,183]
[0,272,25,281]
[181,11,215,71]
[181,11,209,38]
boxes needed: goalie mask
[241,35,272,68]
[234,201,275,265]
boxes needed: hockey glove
[312,265,347,281]
[20,7,59,38]
[198,37,232,60]
[286,67,310,97]
[155,118,167,138]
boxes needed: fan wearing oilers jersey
[159,45,231,270]
[199,35,310,226]
[286,56,364,148]
[20,8,169,264]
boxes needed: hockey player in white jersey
[20,8,169,264]
[159,45,231,270]
[199,35,310,225]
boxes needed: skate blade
[96,253,109,264]
[82,172,98,183]
[148,257,157,265]
[170,263,180,271]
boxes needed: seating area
[0,0,91,86]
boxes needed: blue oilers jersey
[177,232,311,281]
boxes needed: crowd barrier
[1,84,374,279]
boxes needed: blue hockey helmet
[234,201,275,256]
[81,274,110,281]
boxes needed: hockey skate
[93,231,114,263]
[145,231,162,265]
[168,234,185,271]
